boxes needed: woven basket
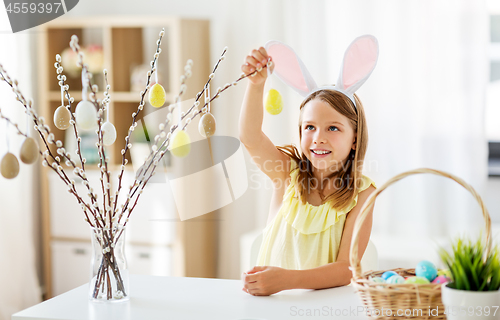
[349,168,492,320]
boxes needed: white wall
[0,32,42,318]
[63,0,499,280]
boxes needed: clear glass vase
[89,226,129,302]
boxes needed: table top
[12,275,369,320]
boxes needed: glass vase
[89,226,129,302]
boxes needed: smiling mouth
[311,150,332,155]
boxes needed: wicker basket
[349,168,492,320]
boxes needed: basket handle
[349,168,492,280]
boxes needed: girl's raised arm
[239,47,290,183]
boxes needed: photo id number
[6,2,62,14]
[444,306,498,317]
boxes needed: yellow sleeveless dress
[256,160,376,270]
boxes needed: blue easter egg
[381,271,398,281]
[416,260,438,282]
[386,275,405,284]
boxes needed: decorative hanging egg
[170,130,191,157]
[20,137,39,164]
[265,88,283,115]
[75,100,97,130]
[101,121,117,146]
[149,83,166,108]
[198,112,216,138]
[53,106,72,130]
[1,152,20,179]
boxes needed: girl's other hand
[241,266,288,296]
[242,47,272,86]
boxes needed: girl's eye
[329,126,339,131]
[305,125,315,130]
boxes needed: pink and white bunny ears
[264,35,379,107]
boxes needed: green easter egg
[404,276,430,284]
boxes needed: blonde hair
[277,90,368,212]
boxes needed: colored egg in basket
[404,276,430,284]
[386,275,405,284]
[431,275,450,284]
[415,260,438,282]
[370,277,385,283]
[381,271,398,281]
[437,268,452,278]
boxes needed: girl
[239,36,379,296]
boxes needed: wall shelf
[37,16,216,299]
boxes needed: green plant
[439,237,500,291]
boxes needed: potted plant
[439,237,500,319]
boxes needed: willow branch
[112,28,165,219]
[0,65,101,221]
[53,56,103,222]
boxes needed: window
[487,2,500,176]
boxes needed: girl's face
[300,98,356,178]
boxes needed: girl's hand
[241,266,289,296]
[242,47,272,86]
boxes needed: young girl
[239,36,379,296]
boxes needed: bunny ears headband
[264,35,379,108]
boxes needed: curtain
[345,1,489,239]
[0,30,42,319]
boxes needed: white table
[12,275,369,320]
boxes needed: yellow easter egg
[20,137,39,164]
[53,106,72,130]
[170,130,191,157]
[149,83,166,108]
[198,112,216,138]
[1,152,20,179]
[265,88,283,115]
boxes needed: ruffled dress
[256,160,375,270]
